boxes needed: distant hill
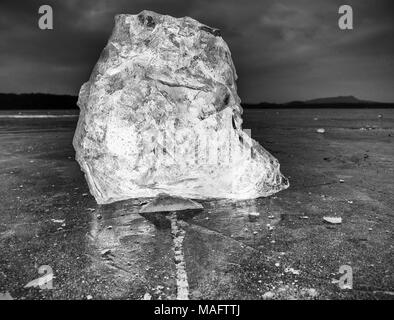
[299,95,375,105]
[0,93,78,109]
[244,96,394,109]
[0,93,393,110]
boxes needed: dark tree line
[0,93,78,109]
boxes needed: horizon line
[0,92,393,105]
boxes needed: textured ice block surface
[73,11,289,204]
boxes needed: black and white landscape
[0,0,393,302]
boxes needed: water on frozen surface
[1,107,393,299]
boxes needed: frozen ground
[0,108,393,300]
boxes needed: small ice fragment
[24,272,54,289]
[262,291,274,299]
[143,293,152,300]
[0,291,13,300]
[51,219,65,223]
[248,212,260,222]
[139,194,203,213]
[101,249,111,256]
[307,288,318,297]
[284,267,300,275]
[323,216,342,224]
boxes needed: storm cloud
[0,0,393,102]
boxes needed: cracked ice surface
[73,10,289,204]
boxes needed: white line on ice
[169,213,189,300]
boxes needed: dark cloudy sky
[1,0,393,103]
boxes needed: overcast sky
[1,0,393,102]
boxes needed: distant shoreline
[1,93,393,110]
[242,103,394,109]
[0,114,78,118]
[0,93,78,110]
